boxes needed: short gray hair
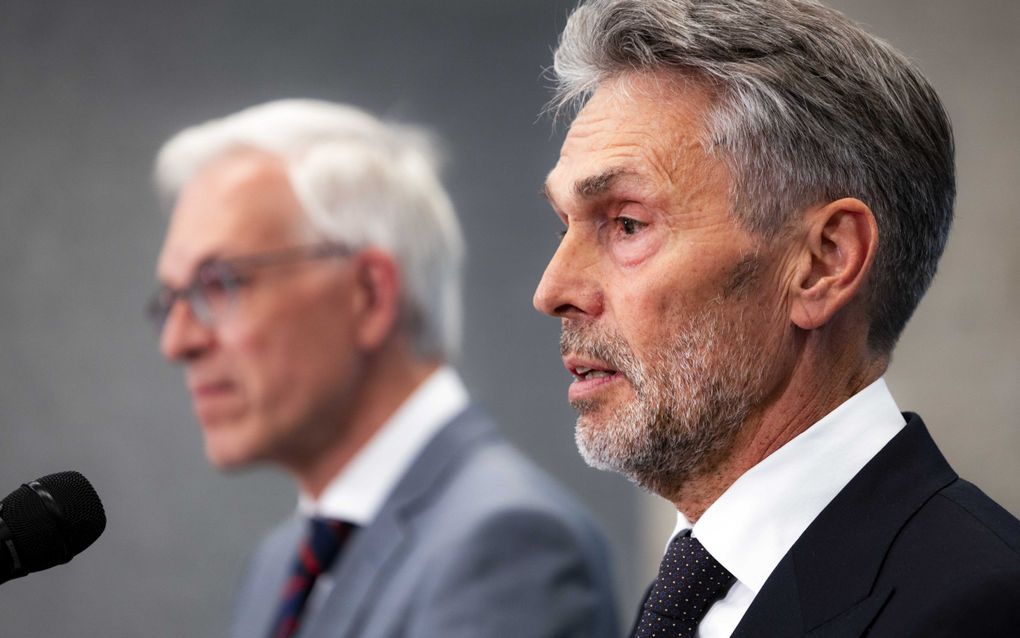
[552,0,955,353]
[155,99,465,360]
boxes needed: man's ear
[352,248,401,351]
[788,197,878,331]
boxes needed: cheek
[251,304,358,408]
[214,274,361,425]
[219,311,318,399]
[613,273,694,335]
[611,246,727,321]
[217,323,285,416]
[604,279,669,342]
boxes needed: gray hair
[552,0,955,353]
[155,99,465,360]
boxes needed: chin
[204,447,251,470]
[574,408,642,472]
[201,429,264,470]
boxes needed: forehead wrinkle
[551,76,719,217]
[589,76,715,185]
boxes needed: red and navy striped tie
[269,517,354,638]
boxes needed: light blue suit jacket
[232,405,619,637]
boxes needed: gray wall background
[0,1,1016,636]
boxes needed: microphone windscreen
[1,471,106,575]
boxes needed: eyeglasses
[147,243,353,332]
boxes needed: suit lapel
[734,414,957,637]
[300,406,498,638]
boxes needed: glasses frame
[147,243,353,332]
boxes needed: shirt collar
[297,365,469,525]
[670,377,905,593]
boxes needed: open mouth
[190,380,234,398]
[570,365,619,381]
[564,357,623,402]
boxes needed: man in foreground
[151,99,618,637]
[533,0,1020,635]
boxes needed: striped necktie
[268,517,355,638]
[632,533,736,637]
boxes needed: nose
[532,229,603,320]
[159,298,215,362]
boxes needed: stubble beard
[562,302,769,497]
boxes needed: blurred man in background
[151,99,618,638]
[534,1,1020,636]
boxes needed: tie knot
[304,517,353,574]
[633,534,735,637]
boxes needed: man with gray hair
[534,0,1020,636]
[150,99,618,638]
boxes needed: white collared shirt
[297,365,469,525]
[666,377,906,638]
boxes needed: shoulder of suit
[928,478,1020,557]
[886,476,1020,578]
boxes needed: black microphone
[0,471,106,584]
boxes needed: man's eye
[616,217,645,236]
[200,277,231,295]
[197,264,245,292]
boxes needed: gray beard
[562,302,768,497]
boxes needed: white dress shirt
[297,365,469,525]
[666,377,906,638]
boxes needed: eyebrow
[541,167,635,203]
[156,248,226,286]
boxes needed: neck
[669,334,887,523]
[292,344,441,499]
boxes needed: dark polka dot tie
[269,517,355,638]
[632,533,736,637]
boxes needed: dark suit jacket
[232,405,620,638]
[731,413,1020,637]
